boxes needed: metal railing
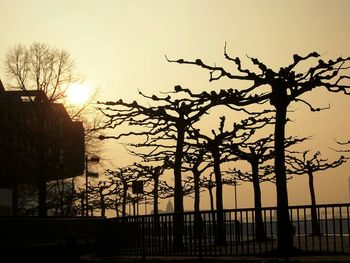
[99,203,350,257]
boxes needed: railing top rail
[109,202,350,220]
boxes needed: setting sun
[67,83,91,105]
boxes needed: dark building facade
[0,80,84,188]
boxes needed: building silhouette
[0,80,84,215]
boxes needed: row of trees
[3,42,350,255]
[97,47,350,253]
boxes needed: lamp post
[85,155,100,216]
[234,178,238,210]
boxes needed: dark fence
[99,203,350,257]
[1,204,349,258]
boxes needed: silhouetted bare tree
[90,181,111,217]
[187,115,272,244]
[106,177,124,217]
[105,166,139,217]
[134,163,166,215]
[181,147,211,238]
[167,48,350,253]
[98,90,227,249]
[200,173,216,211]
[182,146,211,214]
[229,135,307,241]
[4,42,78,101]
[286,151,346,235]
[229,135,275,241]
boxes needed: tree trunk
[193,169,200,214]
[122,181,128,217]
[274,104,294,254]
[212,147,226,245]
[193,169,202,238]
[153,175,161,237]
[115,201,119,217]
[100,192,105,217]
[308,171,320,236]
[173,123,185,250]
[251,161,266,241]
[208,187,214,211]
[153,176,159,215]
[132,201,136,216]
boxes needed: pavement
[79,254,350,263]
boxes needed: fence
[1,204,349,258]
[100,203,350,257]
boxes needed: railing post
[197,211,203,260]
[142,216,146,261]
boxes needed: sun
[67,83,91,105]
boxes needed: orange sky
[1,0,350,213]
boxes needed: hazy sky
[1,0,350,212]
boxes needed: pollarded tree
[229,135,275,242]
[187,115,273,244]
[126,131,208,216]
[182,147,211,239]
[168,48,350,253]
[229,135,308,241]
[73,187,86,216]
[182,146,211,215]
[98,89,248,249]
[106,177,124,217]
[134,163,166,215]
[199,173,217,212]
[286,151,346,235]
[89,181,111,217]
[105,166,140,217]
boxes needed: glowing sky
[1,0,350,212]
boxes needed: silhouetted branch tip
[174,85,182,92]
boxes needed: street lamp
[85,155,100,216]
